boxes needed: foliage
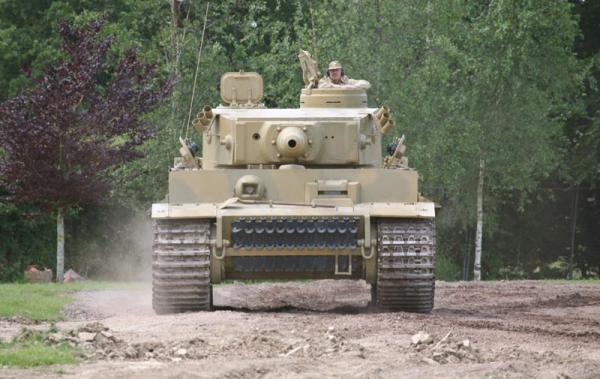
[0,0,171,101]
[0,20,173,210]
[0,202,55,281]
[0,19,172,280]
[563,0,600,187]
[435,253,462,282]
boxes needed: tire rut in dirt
[375,219,435,313]
[152,219,212,314]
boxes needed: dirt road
[1,280,600,378]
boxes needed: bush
[435,253,462,281]
[0,203,55,282]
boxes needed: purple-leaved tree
[0,21,173,282]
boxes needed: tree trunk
[56,207,65,282]
[474,158,485,281]
[567,185,579,280]
[169,1,185,146]
[462,228,471,281]
[307,0,319,60]
[374,0,383,103]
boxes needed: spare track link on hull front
[375,219,435,313]
[152,219,212,314]
[231,216,360,249]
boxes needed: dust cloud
[70,211,153,283]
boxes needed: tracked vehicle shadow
[211,279,375,314]
[212,304,382,314]
[213,305,382,315]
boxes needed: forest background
[0,0,598,281]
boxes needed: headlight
[234,175,266,200]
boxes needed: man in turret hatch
[318,60,371,89]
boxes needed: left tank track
[152,219,212,314]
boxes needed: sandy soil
[1,280,600,379]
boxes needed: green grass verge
[0,330,80,367]
[0,342,79,367]
[0,281,146,321]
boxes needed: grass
[0,342,79,367]
[0,330,80,367]
[0,281,145,321]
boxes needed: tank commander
[318,61,371,89]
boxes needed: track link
[152,219,212,314]
[375,219,435,313]
[231,217,359,249]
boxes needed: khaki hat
[328,61,342,70]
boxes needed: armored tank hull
[151,72,435,313]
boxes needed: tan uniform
[319,75,371,89]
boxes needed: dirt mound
[410,331,483,365]
[274,325,367,359]
[536,292,600,308]
[41,323,189,362]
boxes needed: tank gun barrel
[276,127,308,158]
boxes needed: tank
[151,52,436,314]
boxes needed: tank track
[152,219,212,314]
[375,219,435,313]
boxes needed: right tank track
[375,219,436,313]
[152,219,212,314]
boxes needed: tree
[461,1,580,280]
[0,20,172,281]
[562,0,600,279]
[362,1,579,280]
